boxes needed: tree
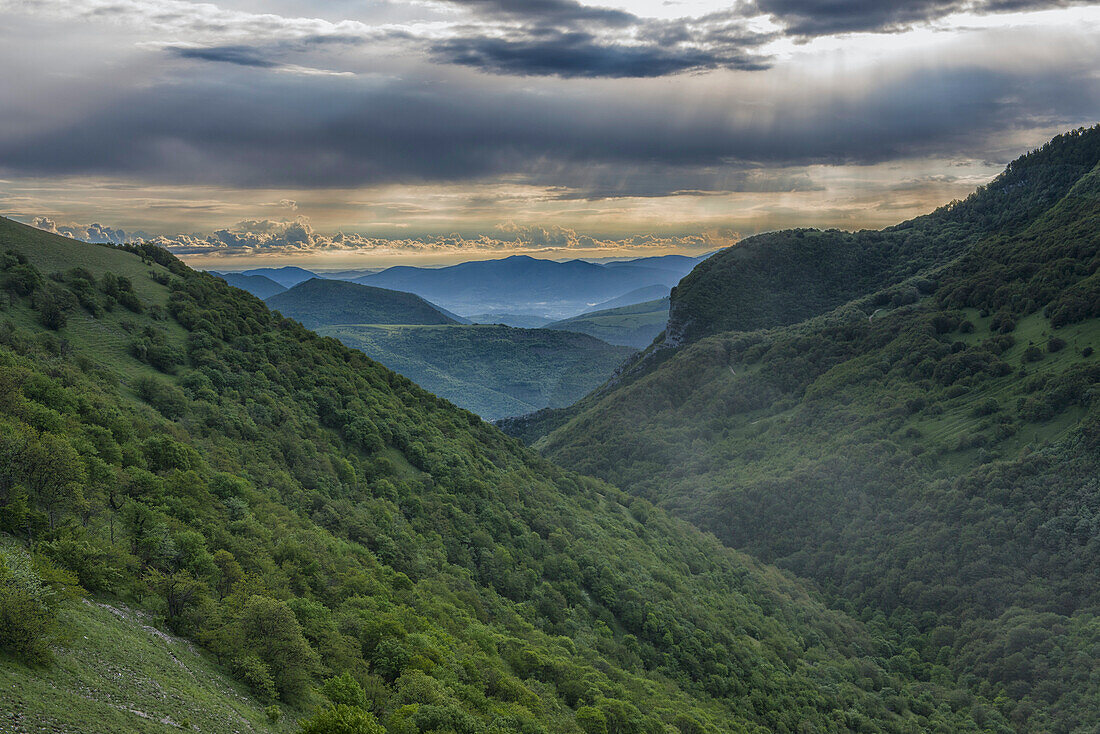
[0,545,58,663]
[20,433,85,530]
[299,705,384,734]
[577,706,609,734]
[145,568,207,631]
[234,595,320,701]
[321,672,367,708]
[212,549,244,599]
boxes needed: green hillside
[518,129,1100,731]
[317,324,634,420]
[0,215,1003,732]
[266,278,460,329]
[546,298,670,349]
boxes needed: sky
[1,0,1099,267]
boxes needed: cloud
[443,0,637,26]
[31,216,143,244]
[431,30,771,78]
[752,0,967,35]
[10,0,1099,84]
[753,0,1100,36]
[26,215,726,259]
[169,44,278,68]
[12,0,388,44]
[3,55,1096,198]
[430,3,774,78]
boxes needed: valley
[1,127,1099,733]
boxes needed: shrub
[2,263,43,297]
[971,399,1000,417]
[234,655,277,703]
[135,377,188,420]
[129,327,183,372]
[299,705,384,734]
[990,312,1016,333]
[322,672,368,708]
[1047,337,1067,353]
[0,545,59,664]
[1022,346,1044,363]
[32,285,77,330]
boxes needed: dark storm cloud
[752,0,966,35]
[430,0,773,78]
[0,63,1096,195]
[753,0,1100,36]
[170,45,279,68]
[431,31,770,78]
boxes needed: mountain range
[352,254,700,319]
[215,254,703,322]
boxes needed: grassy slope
[545,298,670,349]
[266,278,460,329]
[1,598,291,733]
[316,324,634,420]
[0,217,1007,733]
[0,219,189,392]
[526,149,1100,731]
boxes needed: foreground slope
[266,278,461,329]
[0,217,1002,732]
[0,591,289,733]
[522,128,1100,731]
[317,324,634,420]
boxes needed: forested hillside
[0,216,1006,732]
[265,278,462,329]
[318,324,633,420]
[664,127,1100,345]
[517,128,1100,732]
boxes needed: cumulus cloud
[27,215,726,259]
[31,216,142,244]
